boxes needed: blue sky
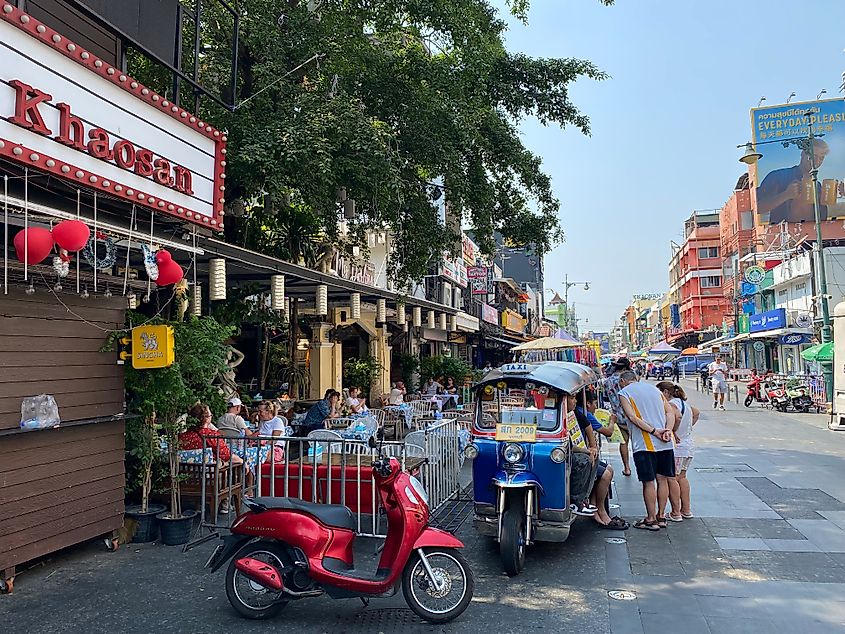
[493,0,845,332]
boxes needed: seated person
[215,397,254,437]
[388,381,407,405]
[180,403,243,467]
[565,391,598,516]
[442,377,459,410]
[302,389,340,432]
[575,390,628,530]
[422,377,442,396]
[346,386,369,414]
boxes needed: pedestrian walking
[708,354,730,410]
[617,370,676,531]
[603,357,634,477]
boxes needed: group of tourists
[604,357,700,531]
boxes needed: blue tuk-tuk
[464,361,599,576]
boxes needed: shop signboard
[501,310,526,333]
[461,233,477,266]
[439,256,467,288]
[744,266,765,284]
[751,98,845,224]
[481,302,498,325]
[779,333,810,345]
[130,325,175,369]
[0,7,225,229]
[467,265,493,295]
[749,308,787,333]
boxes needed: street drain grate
[695,463,757,473]
[605,537,627,544]
[608,590,636,601]
[345,608,423,628]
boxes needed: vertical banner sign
[467,265,489,296]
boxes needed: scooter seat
[251,497,356,531]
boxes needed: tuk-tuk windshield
[476,383,562,431]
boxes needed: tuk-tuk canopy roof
[477,361,598,395]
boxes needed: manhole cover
[695,463,757,473]
[608,590,636,601]
[345,608,422,627]
[605,537,627,544]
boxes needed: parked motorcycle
[744,374,768,407]
[785,380,813,413]
[765,379,790,412]
[206,436,474,624]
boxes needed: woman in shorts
[657,382,699,520]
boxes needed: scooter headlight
[503,443,524,464]
[464,443,479,460]
[550,446,566,464]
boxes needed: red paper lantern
[155,259,184,286]
[13,227,54,265]
[52,219,91,252]
[155,249,173,265]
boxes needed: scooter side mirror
[368,435,377,449]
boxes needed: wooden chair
[180,459,243,519]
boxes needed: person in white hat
[216,397,253,437]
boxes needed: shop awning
[748,327,813,340]
[485,334,531,347]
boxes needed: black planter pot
[156,510,198,546]
[125,504,167,543]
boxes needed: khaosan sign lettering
[0,6,225,230]
[752,98,845,225]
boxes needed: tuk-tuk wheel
[500,506,526,577]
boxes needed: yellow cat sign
[129,325,175,369]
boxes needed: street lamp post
[562,274,590,334]
[739,114,833,402]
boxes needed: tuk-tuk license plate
[495,424,537,442]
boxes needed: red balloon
[52,219,90,252]
[13,227,54,265]
[155,249,173,265]
[155,259,184,286]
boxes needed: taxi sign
[130,325,175,369]
[501,363,530,374]
[495,423,537,442]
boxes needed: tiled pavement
[606,380,845,633]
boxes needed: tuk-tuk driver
[565,391,599,517]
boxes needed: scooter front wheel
[225,541,289,619]
[402,547,474,624]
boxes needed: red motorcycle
[206,438,474,624]
[744,374,768,407]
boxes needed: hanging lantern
[285,297,291,321]
[413,306,422,328]
[14,228,54,265]
[209,258,227,301]
[270,274,285,311]
[376,298,386,323]
[191,283,202,316]
[154,250,184,286]
[316,284,328,316]
[403,322,408,333]
[350,292,361,319]
[427,310,436,329]
[396,303,406,326]
[439,313,447,331]
[449,314,457,332]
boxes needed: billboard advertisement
[467,265,493,295]
[752,98,845,224]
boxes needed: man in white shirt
[388,381,406,405]
[617,371,677,531]
[708,354,730,410]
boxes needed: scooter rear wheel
[402,547,474,624]
[225,541,289,619]
[744,395,753,407]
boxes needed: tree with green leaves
[130,0,609,285]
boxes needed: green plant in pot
[123,414,167,543]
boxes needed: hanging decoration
[427,310,436,329]
[439,313,447,331]
[154,250,184,286]
[316,284,328,316]
[191,283,202,316]
[413,306,422,328]
[81,232,117,270]
[52,251,71,278]
[350,293,361,319]
[14,227,54,265]
[396,304,406,326]
[449,315,457,332]
[376,298,386,323]
[209,258,227,301]
[142,244,159,281]
[270,275,285,311]
[51,220,90,252]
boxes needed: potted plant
[123,414,166,543]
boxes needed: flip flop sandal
[656,517,668,528]
[600,517,630,530]
[622,470,632,477]
[682,512,695,519]
[634,518,659,531]
[667,515,684,523]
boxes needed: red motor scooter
[206,437,474,624]
[744,374,768,407]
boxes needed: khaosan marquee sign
[0,4,226,230]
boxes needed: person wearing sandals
[604,357,634,478]
[565,391,599,518]
[577,389,629,530]
[617,371,676,531]
[658,381,699,520]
